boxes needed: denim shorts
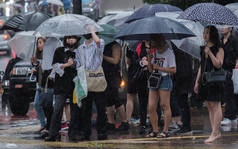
[149,75,173,91]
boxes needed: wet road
[1,95,238,149]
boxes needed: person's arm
[153,65,176,74]
[194,66,201,94]
[206,47,224,69]
[103,43,121,64]
[91,32,100,47]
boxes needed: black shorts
[127,78,148,96]
[105,73,123,108]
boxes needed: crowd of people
[31,25,237,143]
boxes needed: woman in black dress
[194,25,224,143]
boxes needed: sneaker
[231,119,237,128]
[175,127,192,135]
[139,125,146,134]
[61,122,69,131]
[169,122,179,130]
[221,118,231,126]
[116,122,130,131]
[106,122,115,131]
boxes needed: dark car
[2,58,37,116]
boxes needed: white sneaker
[221,118,231,126]
[169,122,179,129]
[231,119,237,128]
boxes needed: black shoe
[78,135,90,141]
[69,137,78,143]
[40,131,49,139]
[116,122,130,131]
[175,127,192,135]
[139,125,146,135]
[106,122,115,131]
[97,133,107,140]
[45,136,57,142]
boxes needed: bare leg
[159,90,171,132]
[64,104,71,122]
[148,90,160,133]
[117,105,127,123]
[106,106,116,124]
[205,101,222,143]
[126,93,136,123]
[206,101,214,130]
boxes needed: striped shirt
[76,39,105,70]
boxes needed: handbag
[86,66,107,92]
[202,58,227,85]
[39,77,54,108]
[148,73,162,89]
[73,66,88,107]
[80,43,107,92]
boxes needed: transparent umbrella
[156,12,204,59]
[225,3,238,12]
[8,31,41,60]
[34,14,103,37]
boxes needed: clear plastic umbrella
[46,0,64,6]
[8,31,41,60]
[34,14,103,37]
[156,12,204,59]
[225,3,238,12]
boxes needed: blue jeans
[34,90,46,128]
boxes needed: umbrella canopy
[46,0,63,6]
[1,11,51,31]
[34,14,103,37]
[125,4,182,23]
[225,3,238,12]
[98,24,119,45]
[156,12,204,59]
[81,24,119,45]
[8,31,41,60]
[177,3,238,26]
[98,11,133,27]
[115,16,195,41]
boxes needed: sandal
[157,132,170,138]
[146,131,159,138]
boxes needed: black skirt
[199,82,224,102]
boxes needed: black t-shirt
[221,35,238,72]
[52,47,77,97]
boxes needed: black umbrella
[1,11,50,31]
[126,4,182,23]
[115,16,195,41]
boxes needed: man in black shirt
[220,27,238,127]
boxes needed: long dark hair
[205,25,221,47]
[35,37,45,59]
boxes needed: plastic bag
[232,69,238,94]
[73,66,88,107]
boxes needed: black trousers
[178,93,191,129]
[49,94,66,137]
[224,78,238,120]
[68,103,83,139]
[81,92,107,137]
[137,80,148,126]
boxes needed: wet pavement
[1,94,238,149]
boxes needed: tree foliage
[143,0,237,10]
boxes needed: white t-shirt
[151,48,176,76]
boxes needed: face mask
[84,34,92,40]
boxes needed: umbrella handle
[29,73,37,82]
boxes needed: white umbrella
[8,31,41,60]
[46,0,64,6]
[42,37,63,70]
[34,14,103,37]
[156,11,204,59]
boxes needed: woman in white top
[143,35,176,138]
